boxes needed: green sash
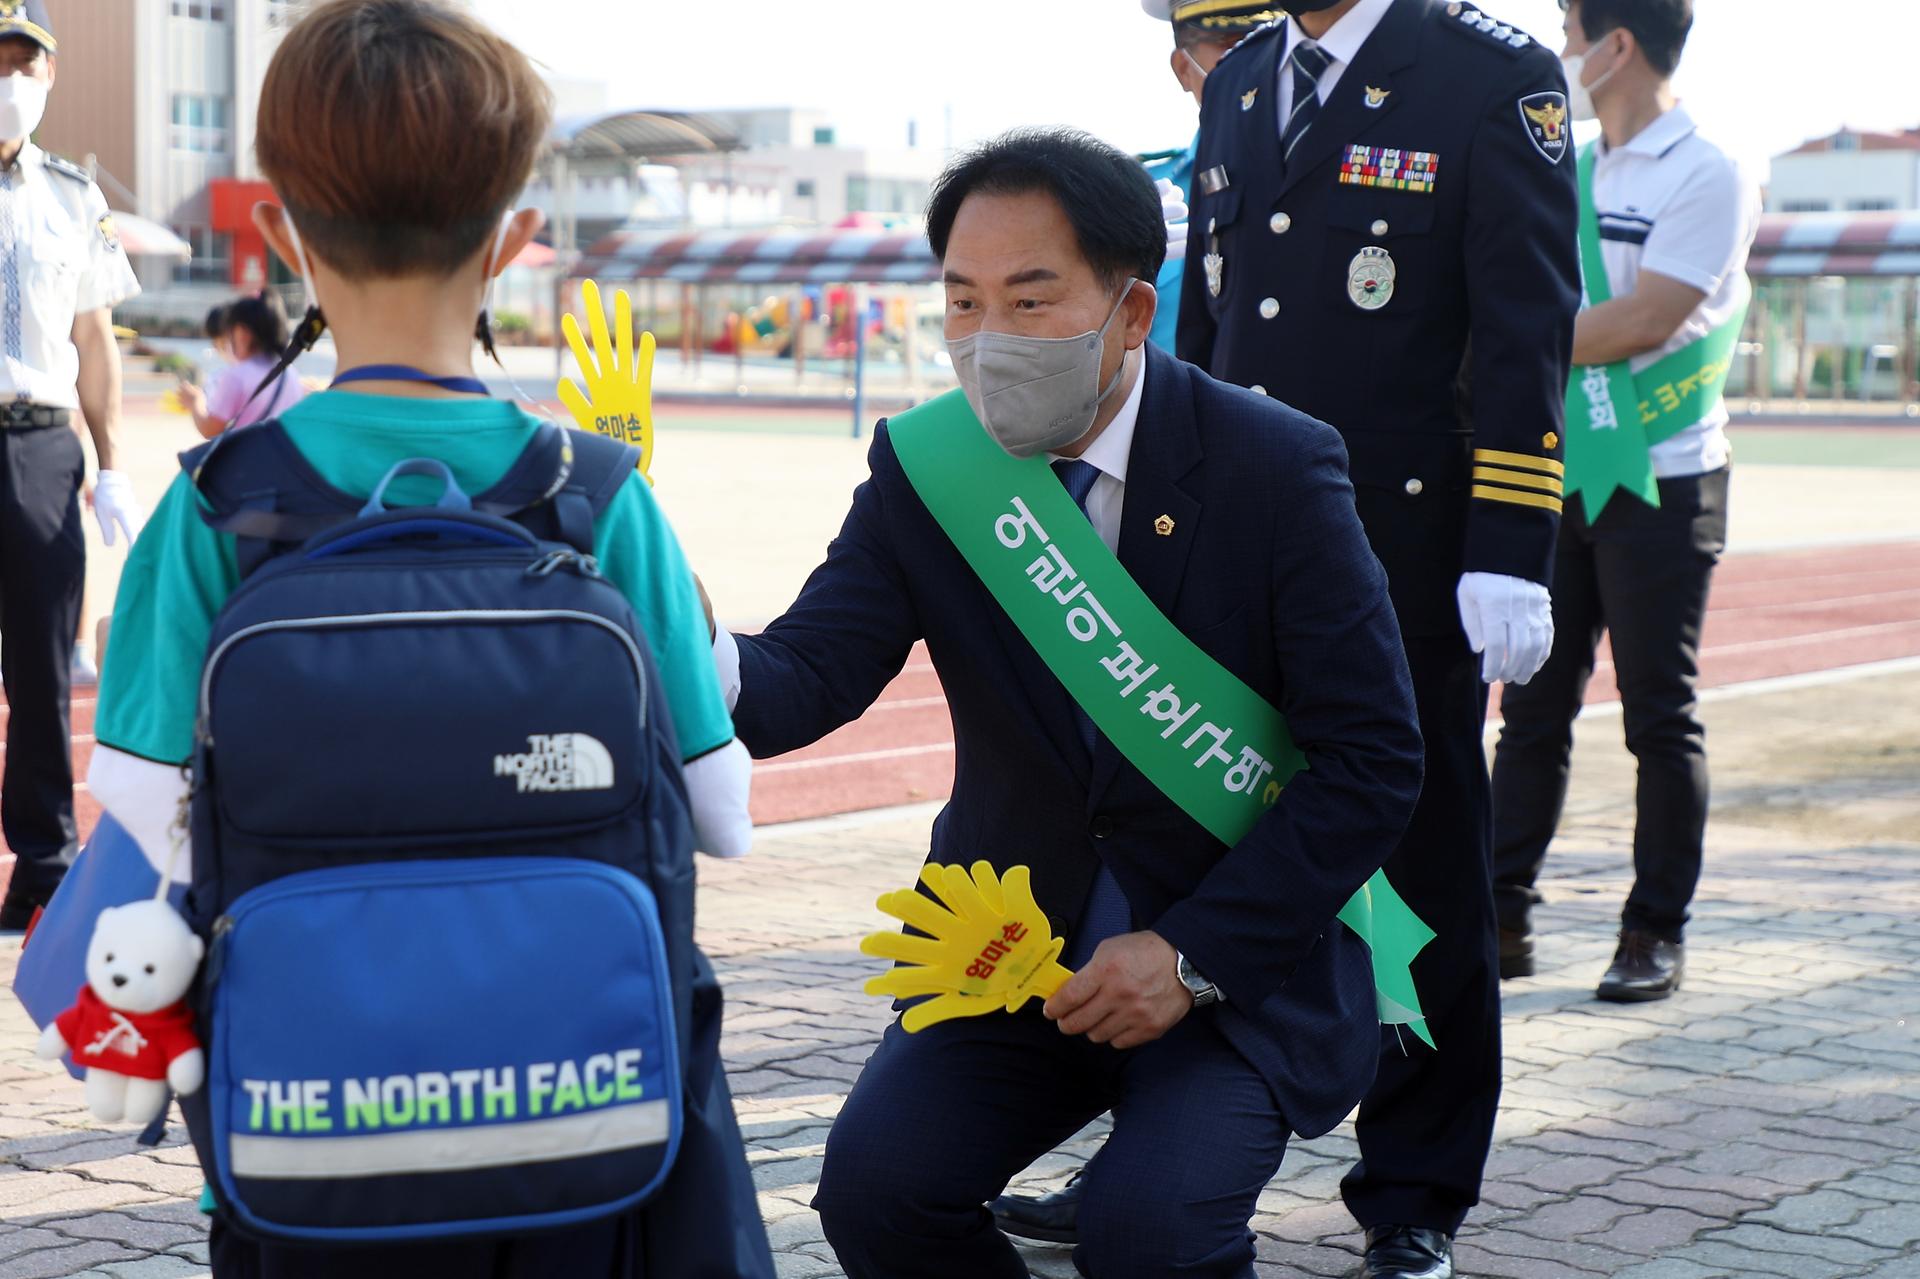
[1565,142,1748,521]
[889,391,1436,1046]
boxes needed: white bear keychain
[36,828,204,1125]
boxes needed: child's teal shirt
[97,392,732,766]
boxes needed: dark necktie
[1050,458,1132,968]
[1282,40,1334,169]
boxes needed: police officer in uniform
[1137,1,1283,352]
[0,0,143,929]
[1178,2,1578,1275]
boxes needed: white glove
[1156,177,1190,263]
[1456,572,1554,686]
[92,469,144,547]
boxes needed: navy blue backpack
[175,422,699,1247]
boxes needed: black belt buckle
[1,402,69,429]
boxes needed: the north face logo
[493,734,616,793]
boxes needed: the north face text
[492,734,616,793]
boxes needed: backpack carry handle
[360,459,473,517]
[304,513,537,560]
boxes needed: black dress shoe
[1498,926,1535,979]
[989,1169,1083,1245]
[1596,929,1683,1002]
[0,876,60,932]
[1357,1226,1453,1278]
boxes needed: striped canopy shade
[569,228,939,286]
[1749,212,1920,278]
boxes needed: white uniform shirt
[1275,0,1395,130]
[0,143,140,408]
[1589,104,1758,479]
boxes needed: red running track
[3,539,1917,877]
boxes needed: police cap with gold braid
[1140,0,1285,33]
[0,0,55,53]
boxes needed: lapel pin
[1154,514,1176,537]
[1241,87,1259,112]
[1364,85,1391,109]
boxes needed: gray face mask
[947,280,1136,458]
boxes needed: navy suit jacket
[733,343,1423,1136]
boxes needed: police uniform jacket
[1178,0,1578,634]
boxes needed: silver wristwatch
[1175,950,1221,1007]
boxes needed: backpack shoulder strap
[475,425,639,555]
[181,423,362,578]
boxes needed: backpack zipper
[196,609,647,748]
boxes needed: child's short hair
[255,0,552,281]
[223,292,292,358]
[203,305,228,340]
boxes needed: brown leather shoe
[1596,929,1683,1002]
[1498,927,1535,979]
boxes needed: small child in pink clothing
[180,291,307,437]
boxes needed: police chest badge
[1347,246,1395,312]
[96,214,119,254]
[1519,91,1570,165]
[1204,250,1225,298]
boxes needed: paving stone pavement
[2,672,1917,1278]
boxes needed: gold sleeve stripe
[1473,448,1564,478]
[1472,484,1563,514]
[1472,466,1563,496]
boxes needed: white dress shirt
[1588,103,1758,479]
[1048,346,1146,554]
[0,143,140,407]
[1275,0,1396,132]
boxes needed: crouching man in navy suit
[709,128,1425,1279]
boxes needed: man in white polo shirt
[1491,0,1759,1002]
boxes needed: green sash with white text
[889,390,1436,1046]
[1566,142,1748,521]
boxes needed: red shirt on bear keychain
[53,985,198,1081]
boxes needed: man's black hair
[926,127,1165,288]
[203,305,228,339]
[1563,0,1692,76]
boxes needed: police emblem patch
[1519,91,1570,165]
[96,214,119,253]
[1204,251,1225,298]
[1347,246,1395,311]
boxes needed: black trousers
[1,422,85,889]
[1341,633,1500,1237]
[1491,467,1730,944]
[815,1005,1291,1279]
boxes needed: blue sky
[472,0,1917,178]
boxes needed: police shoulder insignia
[1213,14,1284,70]
[1518,91,1570,165]
[43,153,91,185]
[1443,6,1533,57]
[97,213,119,253]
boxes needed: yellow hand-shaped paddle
[558,278,655,482]
[862,861,1074,1033]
